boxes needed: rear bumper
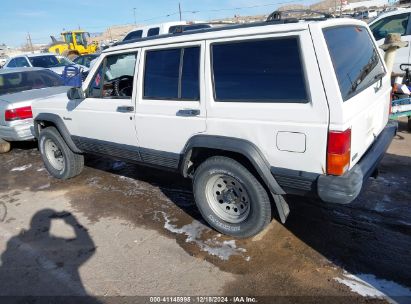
[317,120,397,204]
[0,123,35,141]
[271,120,397,204]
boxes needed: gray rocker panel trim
[72,136,180,170]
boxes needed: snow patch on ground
[37,183,50,190]
[159,211,248,261]
[335,272,411,304]
[11,164,32,172]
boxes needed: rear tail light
[389,91,393,114]
[327,129,351,176]
[5,106,33,122]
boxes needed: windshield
[0,70,63,96]
[75,32,89,47]
[323,25,385,101]
[28,55,63,68]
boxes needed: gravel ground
[0,119,410,304]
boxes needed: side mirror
[67,87,85,100]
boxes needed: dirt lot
[0,119,410,303]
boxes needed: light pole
[133,8,137,25]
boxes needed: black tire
[39,127,84,179]
[193,156,271,238]
[408,116,411,132]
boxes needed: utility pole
[108,27,113,42]
[179,2,182,21]
[133,8,137,25]
[27,32,34,53]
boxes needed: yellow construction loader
[48,30,98,59]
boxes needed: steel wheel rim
[205,174,250,224]
[44,139,65,171]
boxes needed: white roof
[109,18,365,53]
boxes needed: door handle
[177,109,200,117]
[117,106,134,113]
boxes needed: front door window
[88,52,137,99]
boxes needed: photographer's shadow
[0,209,98,300]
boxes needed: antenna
[179,2,182,21]
[133,8,137,25]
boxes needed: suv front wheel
[39,127,84,180]
[193,156,271,238]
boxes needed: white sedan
[2,53,88,76]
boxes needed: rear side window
[324,26,385,101]
[144,49,180,99]
[181,47,200,100]
[144,47,200,100]
[212,38,307,102]
[147,27,160,37]
[124,30,143,41]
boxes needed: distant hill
[279,0,368,12]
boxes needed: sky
[0,0,317,47]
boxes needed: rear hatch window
[0,70,63,96]
[322,25,391,170]
[323,25,385,101]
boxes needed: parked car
[72,54,100,68]
[122,23,215,44]
[365,10,378,19]
[32,18,395,238]
[2,53,87,77]
[0,55,9,68]
[122,21,188,41]
[0,68,69,149]
[369,8,411,74]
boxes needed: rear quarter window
[211,37,308,103]
[323,25,385,101]
[124,30,143,41]
[147,28,160,37]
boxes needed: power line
[138,0,304,22]
[27,0,305,42]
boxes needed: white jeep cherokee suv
[32,17,397,238]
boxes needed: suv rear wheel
[39,127,84,179]
[193,156,271,238]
